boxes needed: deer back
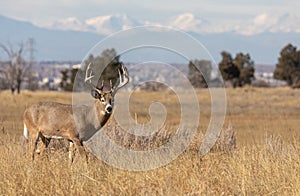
[24,102,76,138]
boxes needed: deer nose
[105,105,112,114]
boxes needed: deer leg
[72,138,87,162]
[68,141,74,162]
[41,136,51,148]
[31,133,40,160]
[39,134,51,157]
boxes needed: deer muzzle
[105,104,112,114]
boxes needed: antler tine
[109,80,113,89]
[99,80,104,90]
[84,62,97,89]
[112,63,129,93]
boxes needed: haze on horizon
[1,0,300,64]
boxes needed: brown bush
[211,125,236,152]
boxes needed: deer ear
[91,89,101,99]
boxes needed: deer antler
[112,63,129,93]
[85,62,129,93]
[85,62,97,89]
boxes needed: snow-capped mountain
[85,14,142,34]
[234,13,300,35]
[45,12,300,36]
[49,17,86,32]
[1,14,300,63]
[167,13,210,33]
[47,14,142,35]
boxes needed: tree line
[30,43,300,91]
[274,43,300,88]
[1,40,300,93]
[188,51,255,88]
[188,43,300,88]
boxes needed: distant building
[253,64,287,87]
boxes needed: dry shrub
[264,134,298,157]
[100,119,175,151]
[211,125,236,152]
[27,119,176,160]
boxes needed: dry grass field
[0,87,299,195]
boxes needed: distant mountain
[188,31,300,64]
[86,14,141,34]
[0,15,104,61]
[48,14,142,35]
[1,15,300,64]
[47,12,300,36]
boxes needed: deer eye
[91,90,101,99]
[100,97,105,103]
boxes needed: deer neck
[95,101,111,127]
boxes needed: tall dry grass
[0,88,299,195]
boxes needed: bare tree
[0,41,31,94]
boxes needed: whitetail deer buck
[23,63,129,161]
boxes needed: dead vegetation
[0,87,299,195]
[211,125,236,152]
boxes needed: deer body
[23,63,129,161]
[24,102,79,141]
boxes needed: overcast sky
[1,0,300,33]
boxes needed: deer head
[85,62,129,115]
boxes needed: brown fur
[24,63,129,161]
[23,92,113,161]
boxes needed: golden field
[0,87,299,195]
